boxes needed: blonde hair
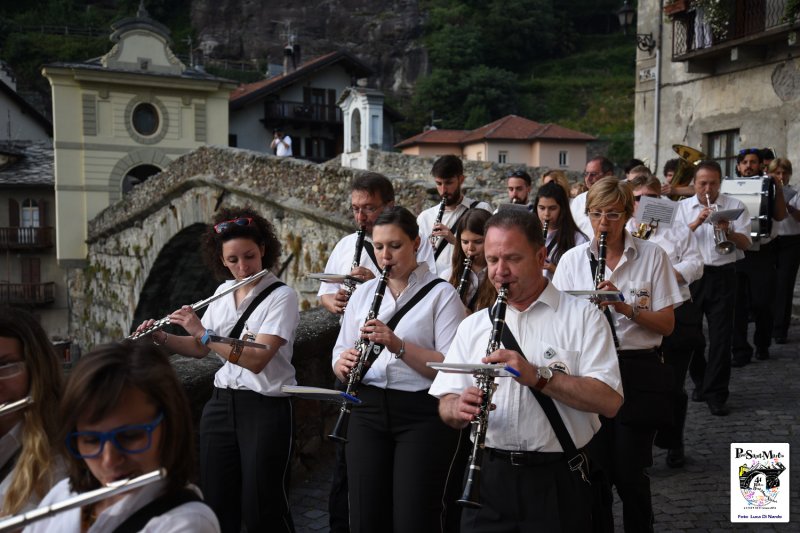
[0,310,63,516]
[768,158,792,175]
[542,170,571,199]
[586,177,635,221]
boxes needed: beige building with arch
[42,5,235,266]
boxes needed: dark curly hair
[200,207,281,280]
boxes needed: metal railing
[0,227,54,249]
[672,0,790,57]
[264,101,342,123]
[0,283,55,305]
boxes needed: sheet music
[635,196,677,228]
[709,208,745,223]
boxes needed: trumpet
[128,269,269,340]
[458,284,509,508]
[429,197,447,246]
[342,226,367,312]
[457,256,474,301]
[0,397,33,417]
[705,194,735,255]
[329,265,392,443]
[0,469,165,532]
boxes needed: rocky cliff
[191,0,427,94]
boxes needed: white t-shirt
[675,194,752,265]
[777,186,800,236]
[23,479,220,533]
[569,191,593,237]
[417,197,492,274]
[552,232,683,351]
[333,262,465,392]
[201,272,298,396]
[429,282,622,451]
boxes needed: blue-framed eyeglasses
[66,412,164,459]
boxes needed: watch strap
[201,329,215,346]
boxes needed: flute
[128,269,269,339]
[0,469,165,532]
[329,265,392,443]
[0,397,33,417]
[429,197,447,246]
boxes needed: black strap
[499,325,589,481]
[589,256,619,349]
[227,281,285,339]
[466,289,479,312]
[366,278,447,365]
[433,201,480,260]
[362,240,379,270]
[113,488,202,533]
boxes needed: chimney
[283,44,293,74]
[292,44,301,70]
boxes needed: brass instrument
[128,269,269,340]
[342,226,366,312]
[329,265,392,443]
[429,197,448,246]
[458,284,509,508]
[542,220,549,242]
[0,397,33,417]
[705,193,735,255]
[631,219,658,240]
[0,469,165,532]
[457,256,474,301]
[670,144,705,200]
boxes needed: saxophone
[328,265,392,443]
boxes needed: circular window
[132,103,160,136]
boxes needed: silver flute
[429,197,448,246]
[128,269,269,339]
[0,397,33,417]
[0,469,166,532]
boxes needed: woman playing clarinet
[333,206,465,533]
[135,207,298,533]
[535,182,588,280]
[440,209,496,313]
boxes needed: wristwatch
[534,366,553,391]
[200,329,216,346]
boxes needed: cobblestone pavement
[290,321,800,532]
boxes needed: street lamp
[616,0,657,53]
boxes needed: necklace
[390,282,408,299]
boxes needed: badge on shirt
[544,347,557,359]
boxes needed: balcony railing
[0,227,54,249]
[263,101,342,124]
[0,283,56,306]
[672,0,791,58]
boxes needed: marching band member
[135,207,298,533]
[333,207,465,533]
[506,169,533,206]
[431,209,622,531]
[553,177,682,532]
[771,158,800,344]
[535,182,588,280]
[417,155,491,274]
[570,156,615,236]
[25,341,219,532]
[626,176,704,468]
[541,169,572,200]
[319,173,435,315]
[674,160,751,415]
[440,208,496,313]
[0,309,63,515]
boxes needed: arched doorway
[122,164,162,194]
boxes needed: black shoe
[691,389,704,402]
[774,336,787,345]
[755,348,770,360]
[708,402,730,416]
[731,356,750,368]
[666,446,685,468]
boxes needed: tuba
[669,144,705,201]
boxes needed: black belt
[486,448,565,466]
[617,348,659,358]
[212,387,286,402]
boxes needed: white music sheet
[635,196,678,228]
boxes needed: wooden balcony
[0,227,54,250]
[262,101,342,124]
[0,283,56,306]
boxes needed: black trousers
[773,234,800,339]
[689,265,736,404]
[200,388,295,533]
[655,300,705,449]
[733,243,778,358]
[345,385,461,533]
[460,450,592,532]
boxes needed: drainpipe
[653,1,664,174]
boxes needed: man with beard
[506,169,533,206]
[417,155,491,274]
[571,156,615,236]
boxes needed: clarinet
[429,196,448,246]
[328,265,392,443]
[542,220,550,242]
[593,231,608,292]
[456,256,474,301]
[458,284,509,508]
[342,226,366,311]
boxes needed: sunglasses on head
[738,148,760,156]
[213,217,254,234]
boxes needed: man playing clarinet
[430,209,622,531]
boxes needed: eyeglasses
[634,194,660,201]
[66,412,164,459]
[213,217,254,234]
[351,205,382,215]
[587,211,624,221]
[583,171,602,178]
[0,362,25,380]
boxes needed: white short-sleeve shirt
[544,229,589,281]
[333,262,465,392]
[201,272,299,396]
[569,191,593,237]
[429,282,622,452]
[675,194,752,265]
[777,186,800,236]
[552,232,683,351]
[417,197,492,274]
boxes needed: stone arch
[109,149,172,202]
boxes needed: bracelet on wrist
[228,341,244,365]
[393,338,406,359]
